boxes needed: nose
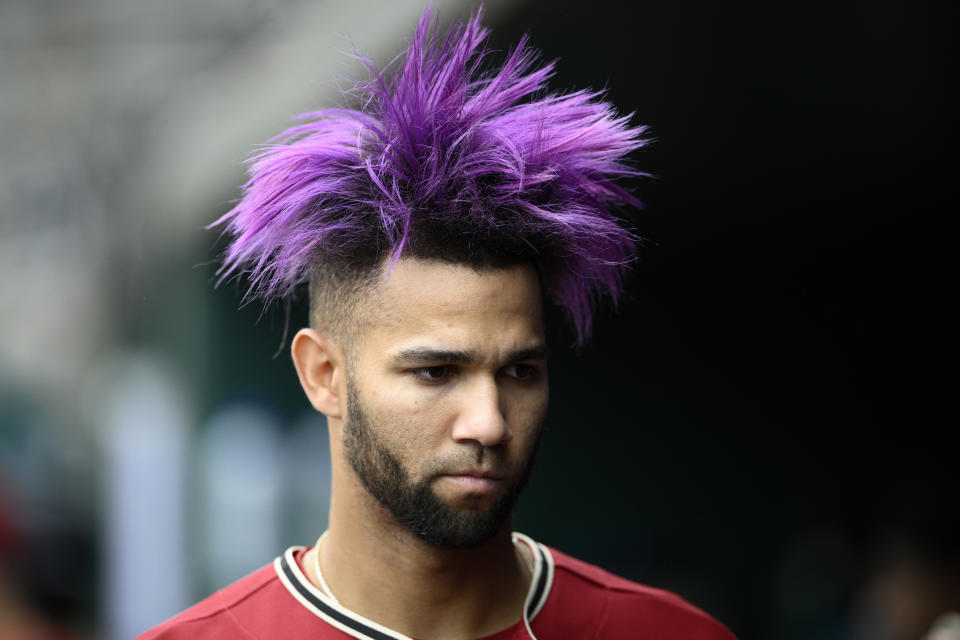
[450,377,513,447]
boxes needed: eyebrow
[391,345,549,366]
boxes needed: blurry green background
[1,1,956,639]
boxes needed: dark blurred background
[1,1,956,639]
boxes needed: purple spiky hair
[212,6,649,342]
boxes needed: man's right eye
[412,366,454,382]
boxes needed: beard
[343,377,539,549]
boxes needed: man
[141,8,736,640]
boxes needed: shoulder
[538,546,737,640]
[136,562,279,639]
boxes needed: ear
[291,328,346,419]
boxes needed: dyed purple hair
[212,7,649,341]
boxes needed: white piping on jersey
[513,532,552,640]
[273,531,553,640]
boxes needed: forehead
[364,258,544,356]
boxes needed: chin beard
[343,380,537,549]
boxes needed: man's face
[342,258,548,548]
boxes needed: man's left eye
[503,364,537,380]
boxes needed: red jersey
[137,533,736,640]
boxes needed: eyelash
[412,365,455,382]
[503,364,538,381]
[410,364,540,384]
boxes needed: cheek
[506,386,549,435]
[359,369,432,418]
[366,389,447,452]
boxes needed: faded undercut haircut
[211,7,650,345]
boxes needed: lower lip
[439,475,503,492]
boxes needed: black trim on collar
[526,543,549,620]
[278,553,398,640]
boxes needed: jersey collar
[273,532,554,640]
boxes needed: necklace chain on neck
[312,532,535,606]
[313,532,340,605]
[512,533,535,576]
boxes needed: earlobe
[291,328,344,419]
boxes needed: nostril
[452,410,512,447]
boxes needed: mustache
[425,449,512,477]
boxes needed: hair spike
[212,6,650,342]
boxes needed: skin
[291,257,549,640]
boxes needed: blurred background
[0,0,956,638]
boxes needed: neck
[306,478,531,640]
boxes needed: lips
[437,470,506,492]
[445,470,505,480]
